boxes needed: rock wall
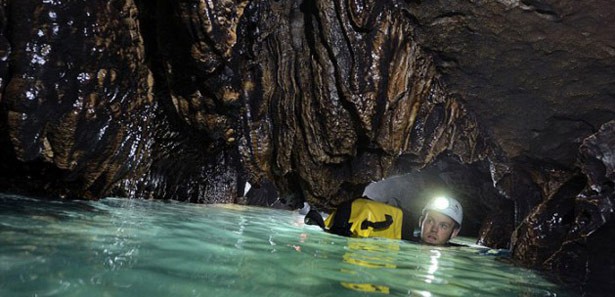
[234,0,492,208]
[0,0,156,199]
[0,0,493,206]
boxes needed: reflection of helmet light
[433,196,450,210]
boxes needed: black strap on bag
[328,200,353,236]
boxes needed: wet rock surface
[0,0,156,198]
[0,0,613,292]
[407,0,615,165]
[542,120,615,293]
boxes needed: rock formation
[0,0,613,293]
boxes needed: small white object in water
[298,202,310,215]
[243,181,251,196]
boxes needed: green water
[0,193,574,297]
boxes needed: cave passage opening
[363,153,500,239]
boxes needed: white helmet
[422,196,463,227]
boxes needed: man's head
[419,196,463,245]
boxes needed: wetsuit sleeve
[401,210,418,241]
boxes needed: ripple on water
[0,193,575,297]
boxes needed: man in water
[305,196,463,246]
[417,196,462,245]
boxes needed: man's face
[420,210,459,245]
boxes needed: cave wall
[407,0,615,165]
[0,0,494,206]
[0,0,156,198]
[234,0,492,208]
[0,0,244,202]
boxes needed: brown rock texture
[0,0,156,198]
[235,0,491,208]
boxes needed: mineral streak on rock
[112,0,246,203]
[156,0,249,138]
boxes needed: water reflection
[339,240,399,294]
[0,194,575,297]
[99,199,141,272]
[425,249,440,284]
[337,240,457,296]
[233,213,247,249]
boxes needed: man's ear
[418,215,424,228]
[450,227,460,239]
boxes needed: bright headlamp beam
[433,196,450,210]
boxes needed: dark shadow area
[364,153,503,238]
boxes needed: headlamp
[432,196,450,210]
[423,196,463,226]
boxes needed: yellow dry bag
[324,198,405,239]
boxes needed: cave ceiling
[408,0,615,166]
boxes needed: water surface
[0,193,574,297]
